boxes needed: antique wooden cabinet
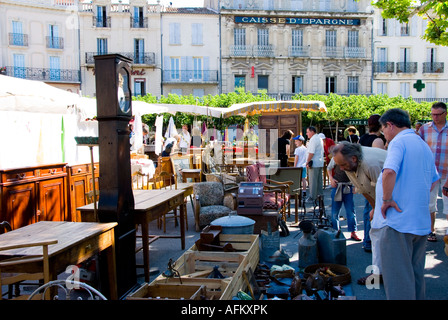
[258,112,301,156]
[0,164,68,229]
[67,162,99,222]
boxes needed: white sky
[159,0,205,7]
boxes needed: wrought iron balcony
[85,52,155,66]
[344,47,366,58]
[92,16,111,28]
[229,45,252,57]
[422,62,444,73]
[130,17,148,28]
[322,46,343,58]
[253,45,275,57]
[46,36,64,49]
[8,33,28,46]
[163,70,218,83]
[374,62,395,73]
[396,62,418,73]
[288,46,310,58]
[4,66,80,82]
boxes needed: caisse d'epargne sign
[235,16,361,26]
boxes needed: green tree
[374,0,448,46]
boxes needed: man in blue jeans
[327,158,361,241]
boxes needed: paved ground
[139,185,448,300]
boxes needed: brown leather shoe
[350,232,361,241]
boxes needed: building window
[48,25,61,49]
[170,57,180,80]
[326,76,336,93]
[96,6,108,28]
[169,23,181,45]
[134,39,145,64]
[234,28,246,45]
[292,76,303,93]
[132,7,144,28]
[235,75,245,90]
[49,56,61,81]
[380,18,388,36]
[426,82,436,99]
[347,31,359,48]
[258,75,269,91]
[400,22,410,36]
[400,82,410,98]
[97,38,108,54]
[377,82,387,94]
[13,54,25,78]
[292,29,303,47]
[171,88,182,95]
[11,21,25,46]
[192,23,203,45]
[257,29,269,46]
[193,57,203,80]
[134,79,146,96]
[193,88,205,97]
[347,76,359,94]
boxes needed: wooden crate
[147,234,260,300]
[127,283,206,300]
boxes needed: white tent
[0,76,87,169]
[0,75,79,113]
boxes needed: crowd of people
[283,102,448,300]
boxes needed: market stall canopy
[156,103,224,118]
[0,75,79,114]
[222,100,327,118]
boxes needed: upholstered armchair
[193,182,238,232]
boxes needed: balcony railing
[322,46,343,58]
[8,33,28,46]
[46,36,64,49]
[344,47,366,58]
[374,62,395,73]
[85,52,156,65]
[4,66,80,82]
[163,70,218,83]
[423,62,444,73]
[396,62,418,73]
[229,45,252,57]
[93,16,111,28]
[130,17,148,28]
[288,46,310,58]
[253,45,275,57]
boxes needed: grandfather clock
[94,54,136,298]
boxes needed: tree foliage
[133,92,433,131]
[374,0,448,46]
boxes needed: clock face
[118,69,131,115]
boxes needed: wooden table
[0,221,118,299]
[180,168,202,182]
[77,185,193,283]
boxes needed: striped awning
[222,100,326,118]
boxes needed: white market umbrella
[0,75,79,114]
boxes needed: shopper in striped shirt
[418,102,448,242]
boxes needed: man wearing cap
[293,135,308,193]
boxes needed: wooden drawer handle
[16,173,26,179]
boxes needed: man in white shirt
[305,126,324,201]
[179,124,191,154]
[373,108,439,300]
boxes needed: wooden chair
[269,167,304,224]
[0,239,58,300]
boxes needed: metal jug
[298,220,318,269]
